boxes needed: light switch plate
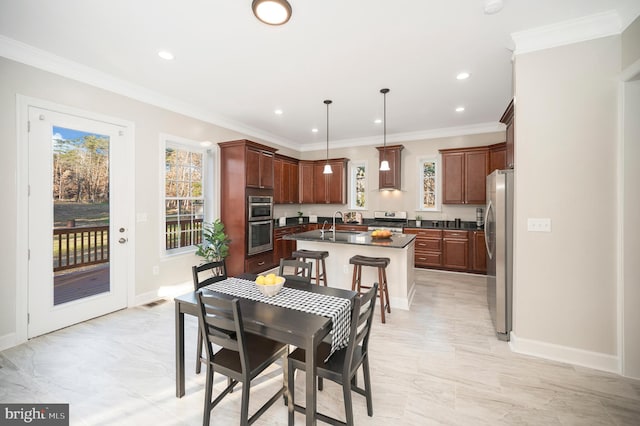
[527,218,551,232]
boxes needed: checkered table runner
[204,277,351,359]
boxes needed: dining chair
[287,283,378,426]
[193,260,228,374]
[196,292,288,426]
[278,258,313,284]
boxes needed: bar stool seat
[292,249,329,286]
[349,255,391,323]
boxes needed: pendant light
[252,0,292,26]
[379,88,391,171]
[323,100,333,174]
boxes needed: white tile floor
[1,269,639,425]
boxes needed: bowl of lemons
[255,273,286,297]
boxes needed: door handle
[118,237,128,244]
[484,200,493,260]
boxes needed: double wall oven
[247,195,273,255]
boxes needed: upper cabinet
[376,144,403,190]
[440,146,488,205]
[274,155,299,204]
[298,160,315,204]
[489,142,507,174]
[246,145,275,189]
[500,99,515,169]
[313,159,349,204]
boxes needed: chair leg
[321,258,327,286]
[351,263,358,291]
[378,267,386,323]
[362,358,373,416]
[342,379,354,426]
[318,376,324,391]
[315,259,320,286]
[382,267,391,314]
[196,329,203,374]
[287,363,296,425]
[240,379,250,426]
[203,366,214,426]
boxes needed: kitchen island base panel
[295,240,416,310]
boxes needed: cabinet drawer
[404,228,442,238]
[443,230,469,239]
[415,239,441,251]
[245,251,274,274]
[415,252,442,267]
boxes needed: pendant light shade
[323,99,333,174]
[379,88,391,171]
[252,0,292,26]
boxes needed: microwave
[248,195,273,221]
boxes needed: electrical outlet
[152,265,159,275]
[527,218,551,232]
[343,264,349,273]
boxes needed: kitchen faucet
[320,220,329,237]
[331,211,343,237]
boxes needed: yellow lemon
[255,275,266,285]
[266,273,276,280]
[265,275,276,285]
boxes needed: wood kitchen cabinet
[376,144,403,190]
[274,155,299,204]
[404,228,442,268]
[246,145,274,189]
[442,230,469,270]
[273,225,301,264]
[500,99,514,169]
[489,142,507,174]
[298,160,315,204]
[312,158,349,204]
[470,230,487,273]
[219,139,277,276]
[440,146,488,205]
[335,224,368,232]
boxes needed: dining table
[174,275,358,426]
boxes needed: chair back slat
[196,292,246,362]
[193,260,228,290]
[344,283,377,374]
[278,259,313,284]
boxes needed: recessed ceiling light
[484,0,504,15]
[200,141,213,147]
[456,107,465,112]
[311,128,319,133]
[374,119,382,124]
[274,109,283,115]
[456,72,470,80]
[158,50,174,60]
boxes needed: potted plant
[415,214,423,227]
[297,211,304,224]
[195,219,231,263]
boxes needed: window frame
[160,134,214,256]
[417,155,441,212]
[349,160,368,210]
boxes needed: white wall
[512,36,620,368]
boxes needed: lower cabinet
[405,228,485,274]
[470,230,487,273]
[442,230,469,270]
[335,224,368,232]
[404,228,443,268]
[245,251,274,274]
[274,226,301,264]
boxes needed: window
[418,156,440,211]
[163,135,211,253]
[349,161,367,209]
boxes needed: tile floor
[1,269,639,425]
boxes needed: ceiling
[1,0,639,151]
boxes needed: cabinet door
[260,151,274,189]
[299,161,315,203]
[246,148,261,188]
[442,152,465,204]
[288,162,299,203]
[464,150,488,204]
[377,145,403,190]
[443,230,469,270]
[273,158,283,203]
[489,146,506,174]
[313,163,328,203]
[471,231,487,273]
[327,160,346,204]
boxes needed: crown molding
[0,35,298,149]
[298,122,505,152]
[512,10,622,55]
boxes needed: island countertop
[284,229,416,249]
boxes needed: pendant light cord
[381,88,390,162]
[324,99,332,164]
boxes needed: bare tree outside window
[350,162,367,209]
[418,157,439,211]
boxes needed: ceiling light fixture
[456,72,470,80]
[323,99,333,174]
[379,88,391,172]
[274,109,283,115]
[311,128,318,133]
[252,0,292,26]
[456,106,465,112]
[484,0,504,15]
[158,50,174,60]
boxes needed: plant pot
[416,220,422,227]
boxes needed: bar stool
[349,255,391,323]
[292,249,329,286]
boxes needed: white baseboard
[509,332,620,374]
[133,281,192,307]
[0,332,21,352]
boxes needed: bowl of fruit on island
[255,273,286,297]
[371,229,393,239]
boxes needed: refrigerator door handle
[485,200,494,260]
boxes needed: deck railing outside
[165,219,204,249]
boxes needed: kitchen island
[284,230,416,310]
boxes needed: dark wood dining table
[174,277,358,426]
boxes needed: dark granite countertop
[274,217,484,232]
[284,229,415,249]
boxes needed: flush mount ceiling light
[456,71,470,80]
[158,50,174,60]
[379,88,391,172]
[323,99,333,174]
[274,109,283,115]
[252,0,292,25]
[484,0,504,15]
[456,106,465,112]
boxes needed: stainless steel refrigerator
[485,169,514,341]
